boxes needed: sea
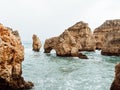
[22,41,120,90]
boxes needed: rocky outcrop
[44,21,96,59]
[101,30,120,56]
[0,24,33,90]
[110,63,120,90]
[32,34,42,51]
[94,19,120,50]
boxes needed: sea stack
[0,24,33,90]
[110,63,120,90]
[32,34,42,52]
[94,19,120,50]
[44,21,96,59]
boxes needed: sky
[0,0,120,41]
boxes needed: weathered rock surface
[101,30,120,56]
[110,63,120,90]
[0,24,33,90]
[44,21,95,59]
[94,19,120,50]
[32,34,42,51]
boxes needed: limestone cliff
[32,34,42,51]
[110,63,120,90]
[101,30,120,56]
[0,24,33,90]
[94,19,120,49]
[44,21,95,59]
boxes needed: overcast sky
[0,0,120,41]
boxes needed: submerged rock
[77,53,88,59]
[110,63,120,90]
[0,24,34,90]
[44,21,95,59]
[32,34,42,51]
[94,19,120,50]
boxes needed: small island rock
[32,34,42,51]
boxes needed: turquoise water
[22,42,120,90]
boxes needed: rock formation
[32,34,42,51]
[101,30,120,56]
[44,21,96,59]
[0,24,33,90]
[94,19,120,50]
[110,63,120,90]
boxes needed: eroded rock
[44,21,96,59]
[101,30,120,56]
[110,63,120,90]
[94,19,120,50]
[32,34,42,51]
[0,24,33,90]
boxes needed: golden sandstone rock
[110,63,120,90]
[44,21,96,59]
[0,24,33,90]
[94,19,120,56]
[101,30,120,56]
[94,19,120,50]
[32,34,42,52]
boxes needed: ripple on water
[22,43,118,90]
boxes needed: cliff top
[94,19,120,33]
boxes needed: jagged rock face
[44,21,95,58]
[110,63,120,90]
[101,30,120,56]
[32,34,42,51]
[0,24,33,90]
[94,19,120,49]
